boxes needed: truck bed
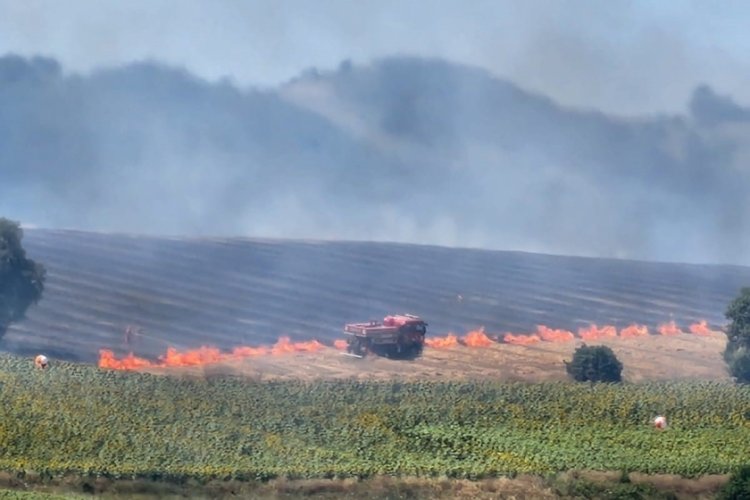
[344,323,401,337]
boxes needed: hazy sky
[2,0,750,116]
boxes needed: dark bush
[565,344,623,383]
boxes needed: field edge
[0,470,732,499]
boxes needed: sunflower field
[0,354,748,481]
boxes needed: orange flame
[536,325,575,342]
[99,335,326,370]
[688,320,712,336]
[333,339,348,351]
[270,336,325,355]
[99,317,714,370]
[503,333,541,345]
[619,324,649,338]
[232,345,270,357]
[578,324,617,341]
[425,333,459,348]
[160,346,227,366]
[657,321,681,336]
[99,350,157,370]
[462,327,494,347]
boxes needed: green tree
[0,218,46,339]
[565,344,623,383]
[726,288,750,353]
[718,464,750,500]
[725,347,750,385]
[725,288,750,383]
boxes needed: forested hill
[2,54,750,265]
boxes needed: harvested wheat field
[139,330,729,383]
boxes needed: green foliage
[727,288,750,349]
[718,465,750,500]
[565,344,623,382]
[727,349,750,385]
[0,354,749,481]
[553,476,676,500]
[0,218,45,338]
[725,288,750,383]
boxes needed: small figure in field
[124,325,141,347]
[34,354,49,369]
[653,415,667,430]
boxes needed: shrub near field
[0,354,749,481]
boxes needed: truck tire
[348,338,367,357]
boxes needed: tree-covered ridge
[0,218,45,339]
[0,354,748,481]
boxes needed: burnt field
[2,228,749,364]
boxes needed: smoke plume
[1,54,749,265]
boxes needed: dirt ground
[140,331,730,383]
[0,471,729,499]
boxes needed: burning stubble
[98,320,715,370]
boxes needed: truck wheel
[348,338,366,357]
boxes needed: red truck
[343,313,427,358]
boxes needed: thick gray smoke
[1,54,749,265]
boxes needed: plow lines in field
[3,229,749,367]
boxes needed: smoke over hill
[1,54,749,265]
